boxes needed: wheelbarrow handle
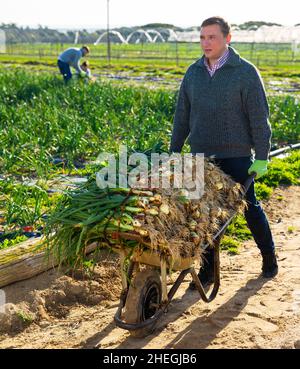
[243,172,257,194]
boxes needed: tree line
[0,21,288,44]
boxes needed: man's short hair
[201,16,231,37]
[82,45,90,53]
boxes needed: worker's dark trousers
[204,156,275,269]
[57,60,72,83]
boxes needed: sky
[1,0,300,29]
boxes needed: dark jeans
[205,156,275,266]
[57,60,72,83]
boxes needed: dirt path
[0,186,299,349]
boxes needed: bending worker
[57,45,90,83]
[170,16,278,289]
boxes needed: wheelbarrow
[114,173,256,337]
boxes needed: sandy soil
[0,185,299,349]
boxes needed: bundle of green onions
[45,158,246,270]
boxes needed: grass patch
[220,236,240,255]
[0,235,28,251]
[16,310,34,324]
[225,215,252,241]
[220,215,252,254]
[255,182,273,200]
[287,226,296,234]
[260,150,300,188]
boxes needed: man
[57,45,90,83]
[170,16,278,288]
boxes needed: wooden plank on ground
[0,238,99,288]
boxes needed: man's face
[200,24,231,60]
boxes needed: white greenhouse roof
[168,26,300,43]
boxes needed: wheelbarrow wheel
[123,267,162,338]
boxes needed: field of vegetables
[0,67,299,254]
[4,42,300,66]
[2,41,300,77]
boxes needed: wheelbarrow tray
[113,245,196,272]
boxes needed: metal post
[175,41,179,66]
[250,42,254,61]
[107,0,111,65]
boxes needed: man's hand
[248,159,268,179]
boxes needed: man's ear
[226,33,232,44]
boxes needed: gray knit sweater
[170,47,272,160]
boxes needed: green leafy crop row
[0,69,299,179]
